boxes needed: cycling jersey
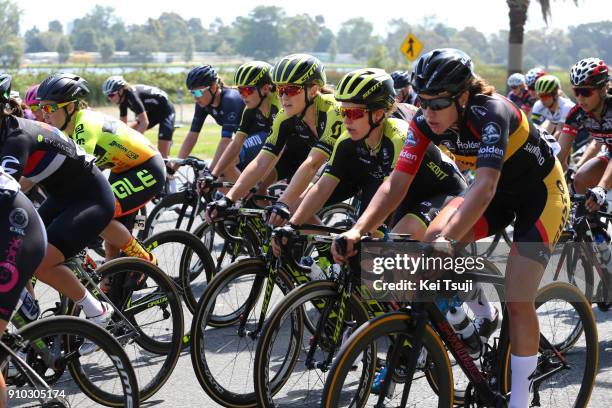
[397,93,556,195]
[262,93,343,180]
[507,89,535,113]
[563,95,612,146]
[531,96,575,125]
[0,116,95,194]
[119,84,174,127]
[236,92,281,136]
[190,88,244,138]
[396,93,568,265]
[71,109,158,173]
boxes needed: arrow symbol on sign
[407,38,414,56]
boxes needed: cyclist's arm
[576,140,601,169]
[119,115,128,124]
[352,170,414,235]
[209,136,231,170]
[290,174,339,225]
[133,111,149,134]
[211,132,246,176]
[597,159,612,190]
[277,149,327,209]
[436,167,500,241]
[225,150,277,201]
[177,130,200,159]
[557,131,574,171]
[18,176,34,193]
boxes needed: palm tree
[507,0,579,76]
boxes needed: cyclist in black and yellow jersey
[335,49,569,408]
[208,61,281,182]
[206,54,343,226]
[37,73,165,263]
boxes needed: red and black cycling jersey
[396,93,556,194]
[562,95,612,145]
[119,84,175,128]
[0,116,95,194]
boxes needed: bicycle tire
[16,316,139,407]
[68,258,183,402]
[254,279,371,407]
[190,258,298,407]
[322,311,453,407]
[143,229,216,314]
[499,282,598,407]
[142,191,201,237]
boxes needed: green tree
[327,38,338,63]
[284,14,319,52]
[126,31,158,62]
[188,18,212,52]
[24,27,45,52]
[158,12,190,51]
[57,36,72,64]
[0,37,22,68]
[368,44,394,70]
[506,0,579,76]
[0,0,20,40]
[337,17,375,59]
[184,37,194,62]
[98,37,115,62]
[314,15,335,52]
[568,21,612,63]
[48,20,63,33]
[72,28,97,51]
[235,6,286,60]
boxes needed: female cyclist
[23,85,42,122]
[335,49,569,408]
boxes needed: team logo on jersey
[227,112,237,122]
[471,106,488,117]
[9,208,28,236]
[481,122,501,145]
[405,129,418,146]
[441,140,455,151]
[0,156,20,175]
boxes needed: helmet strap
[60,105,76,132]
[363,109,384,141]
[298,85,314,120]
[209,83,220,107]
[254,86,267,111]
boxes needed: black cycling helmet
[390,70,411,89]
[37,73,90,102]
[411,48,474,96]
[186,65,218,90]
[272,54,326,86]
[0,74,11,103]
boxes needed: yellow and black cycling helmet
[335,68,396,110]
[234,61,273,87]
[272,54,326,86]
[534,74,560,95]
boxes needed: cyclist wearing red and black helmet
[335,49,569,408]
[557,58,612,211]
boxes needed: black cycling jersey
[190,88,245,137]
[119,84,174,128]
[0,116,95,194]
[236,92,282,136]
[563,95,612,145]
[397,93,556,195]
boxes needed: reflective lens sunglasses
[39,101,74,114]
[573,87,597,98]
[417,96,455,111]
[190,87,210,98]
[277,85,303,97]
[106,91,119,99]
[28,104,40,112]
[238,86,257,97]
[340,107,369,120]
[538,93,554,99]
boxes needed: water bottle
[300,256,327,280]
[12,287,40,329]
[436,295,462,315]
[446,306,481,359]
[593,229,612,272]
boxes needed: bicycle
[322,240,598,408]
[2,315,139,407]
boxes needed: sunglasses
[340,106,369,120]
[417,96,455,111]
[106,91,119,98]
[238,86,257,97]
[573,87,597,98]
[277,85,303,97]
[28,104,40,112]
[39,101,74,114]
[538,93,554,99]
[190,87,210,98]
[510,85,522,90]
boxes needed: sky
[20,0,607,36]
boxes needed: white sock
[509,354,537,408]
[466,298,497,321]
[75,291,104,318]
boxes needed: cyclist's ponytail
[466,76,495,96]
[2,98,24,118]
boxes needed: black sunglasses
[417,96,455,111]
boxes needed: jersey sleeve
[313,105,343,158]
[261,111,290,157]
[562,105,582,137]
[530,101,545,125]
[236,108,254,135]
[190,104,207,133]
[119,99,128,117]
[323,133,351,181]
[127,91,146,116]
[0,131,30,180]
[394,119,430,175]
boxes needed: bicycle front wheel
[322,311,453,408]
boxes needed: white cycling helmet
[102,75,127,96]
[507,73,525,88]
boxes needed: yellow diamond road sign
[400,33,423,62]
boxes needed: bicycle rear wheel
[13,316,139,407]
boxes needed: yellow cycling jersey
[71,109,158,173]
